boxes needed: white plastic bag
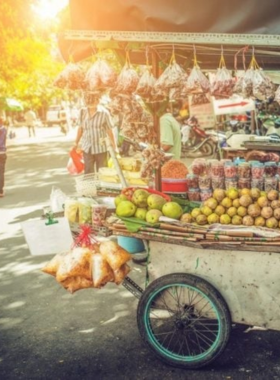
[50,186,67,213]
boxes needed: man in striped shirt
[74,94,113,174]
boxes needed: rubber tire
[200,141,214,156]
[137,273,231,369]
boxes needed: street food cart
[56,0,280,369]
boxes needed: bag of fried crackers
[42,225,132,293]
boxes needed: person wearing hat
[0,118,7,197]
[73,93,114,174]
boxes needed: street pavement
[1,127,280,380]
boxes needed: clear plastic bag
[85,59,117,91]
[41,252,68,277]
[186,66,210,94]
[135,69,156,99]
[154,61,186,91]
[114,63,139,94]
[50,186,67,213]
[53,63,85,90]
[211,67,235,98]
[61,276,93,294]
[55,247,93,283]
[92,253,114,288]
[99,240,131,270]
[113,264,130,285]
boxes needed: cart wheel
[137,273,231,369]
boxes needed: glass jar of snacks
[187,188,201,202]
[238,177,251,189]
[211,162,224,177]
[277,163,280,177]
[224,162,237,178]
[251,179,263,191]
[264,162,277,177]
[186,174,199,189]
[220,159,232,165]
[211,176,225,189]
[200,189,212,202]
[225,177,238,190]
[198,175,211,190]
[251,163,264,179]
[264,177,278,192]
[206,159,219,175]
[237,162,251,178]
[191,159,206,176]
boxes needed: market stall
[39,0,280,369]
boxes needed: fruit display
[115,188,183,222]
[181,187,280,229]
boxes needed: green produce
[215,205,225,216]
[237,206,247,217]
[267,189,278,201]
[257,196,269,208]
[250,188,261,200]
[232,215,242,225]
[242,215,254,226]
[114,194,128,207]
[204,197,218,210]
[147,194,167,211]
[207,213,220,224]
[135,208,148,220]
[146,209,162,224]
[200,206,212,217]
[132,189,150,208]
[220,214,231,225]
[180,213,193,223]
[116,200,136,217]
[213,189,226,202]
[247,204,261,218]
[191,208,201,219]
[261,206,273,219]
[227,207,237,218]
[221,197,232,209]
[255,216,266,227]
[239,194,253,207]
[227,188,239,200]
[266,217,278,228]
[162,202,183,220]
[196,214,208,225]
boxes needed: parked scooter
[181,116,226,158]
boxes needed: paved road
[1,128,280,380]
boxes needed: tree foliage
[0,0,68,113]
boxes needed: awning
[58,0,280,69]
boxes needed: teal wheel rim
[143,283,222,363]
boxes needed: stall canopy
[59,0,280,69]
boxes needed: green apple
[146,209,162,224]
[162,202,183,220]
[147,194,167,211]
[116,201,136,217]
[135,208,148,221]
[114,194,128,207]
[132,189,150,208]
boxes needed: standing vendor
[73,93,114,174]
[160,102,182,159]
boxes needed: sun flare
[34,0,68,20]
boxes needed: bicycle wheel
[137,273,231,369]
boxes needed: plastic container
[186,174,199,189]
[211,176,225,189]
[225,177,238,190]
[224,162,237,178]
[264,162,277,178]
[198,175,211,190]
[251,179,263,191]
[238,177,251,189]
[161,178,188,192]
[264,177,278,192]
[191,159,207,176]
[117,236,145,254]
[251,163,264,179]
[237,162,251,179]
[210,162,224,177]
[200,189,212,201]
[187,188,201,201]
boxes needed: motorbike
[181,116,226,158]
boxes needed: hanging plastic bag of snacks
[85,59,117,92]
[135,68,156,99]
[113,53,139,94]
[154,52,186,92]
[211,54,235,99]
[185,49,210,95]
[53,63,85,90]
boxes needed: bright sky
[33,0,69,20]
